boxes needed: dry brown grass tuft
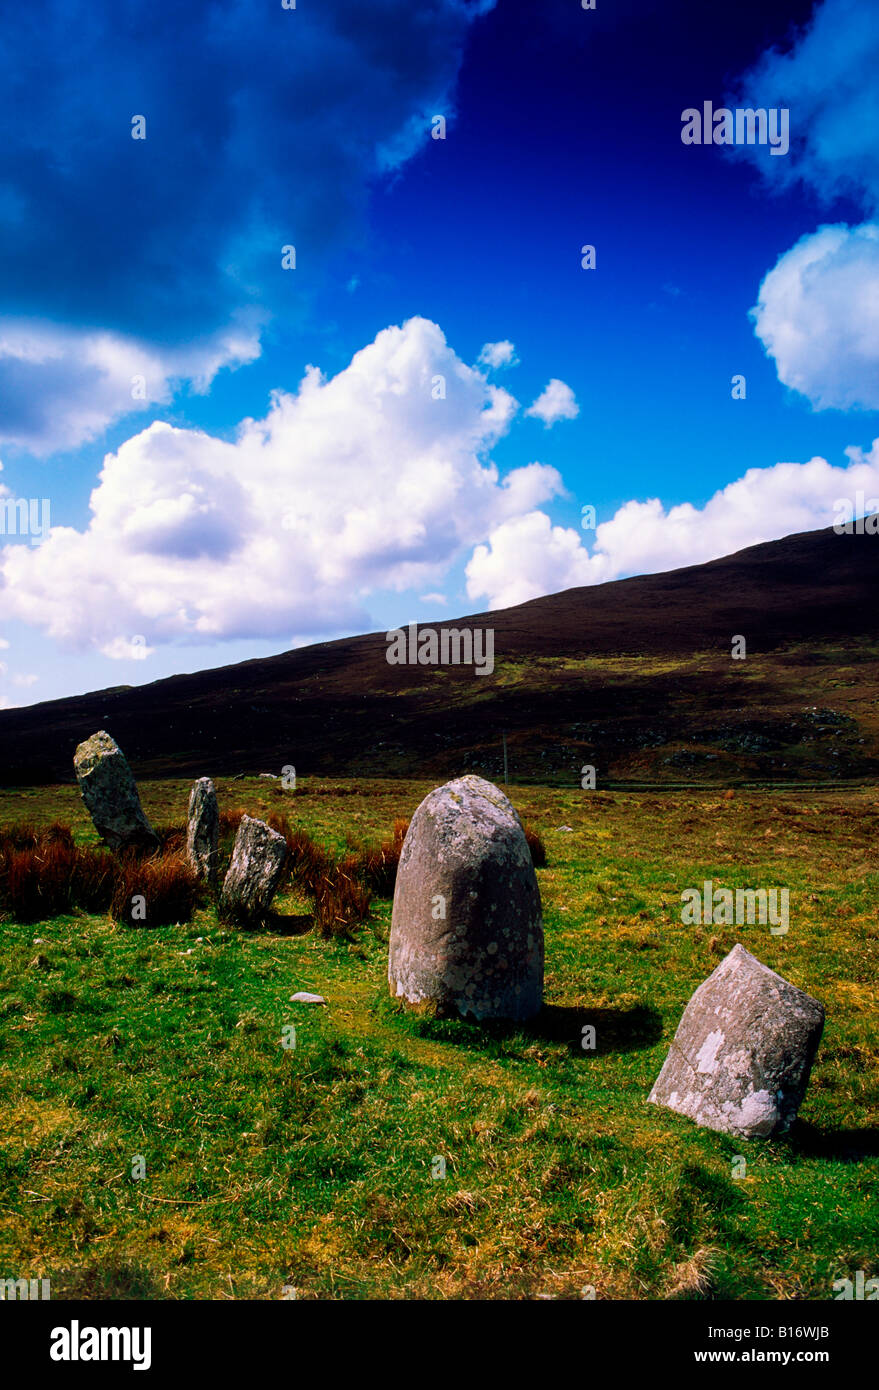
[0,819,201,927]
[665,1246,721,1300]
[284,827,334,896]
[312,855,372,938]
[110,853,202,927]
[155,824,187,855]
[523,823,547,867]
[0,825,115,922]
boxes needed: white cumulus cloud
[0,316,263,456]
[750,224,879,410]
[0,317,563,654]
[466,511,596,609]
[525,378,579,427]
[732,2,879,411]
[731,0,879,213]
[9,312,875,648]
[466,440,879,608]
[478,340,518,370]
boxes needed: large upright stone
[221,815,287,921]
[187,778,219,886]
[648,943,824,1139]
[388,775,543,1021]
[73,730,158,853]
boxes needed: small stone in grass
[290,991,326,1005]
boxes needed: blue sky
[1,0,878,705]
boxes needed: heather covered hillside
[1,526,878,788]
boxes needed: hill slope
[1,524,878,785]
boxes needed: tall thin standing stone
[187,777,219,886]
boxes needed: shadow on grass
[785,1120,879,1162]
[380,995,662,1057]
[528,1002,663,1054]
[237,910,314,937]
[51,1259,168,1300]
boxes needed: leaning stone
[388,774,543,1021]
[221,815,287,921]
[186,777,219,886]
[648,943,824,1139]
[73,730,158,853]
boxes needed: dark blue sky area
[194,0,869,516]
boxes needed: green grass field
[1,777,876,1300]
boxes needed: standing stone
[187,778,219,886]
[388,775,543,1021]
[221,815,287,921]
[73,730,158,853]
[648,943,824,1139]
